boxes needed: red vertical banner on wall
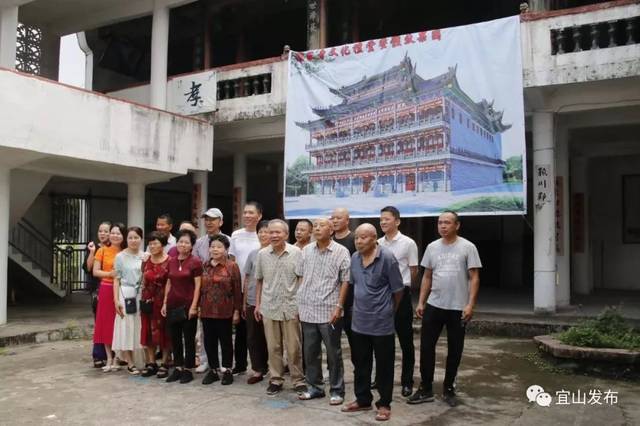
[572,193,585,253]
[192,183,201,226]
[555,176,564,255]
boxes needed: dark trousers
[302,320,345,397]
[202,317,233,370]
[351,331,395,408]
[246,305,268,374]
[419,304,466,391]
[395,287,415,387]
[169,316,197,369]
[234,315,248,371]
[343,309,354,367]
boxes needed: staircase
[8,220,69,298]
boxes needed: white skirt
[112,286,142,351]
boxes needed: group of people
[87,203,481,422]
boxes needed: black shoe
[370,381,377,390]
[202,370,220,385]
[442,389,458,407]
[221,370,234,385]
[401,385,413,397]
[231,366,246,376]
[166,368,182,383]
[266,383,283,395]
[406,386,434,404]
[179,369,194,384]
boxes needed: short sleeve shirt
[244,248,260,306]
[229,228,260,278]
[255,243,301,320]
[349,246,404,336]
[420,237,482,311]
[114,250,144,298]
[194,232,231,262]
[95,245,120,283]
[378,231,419,286]
[295,241,351,324]
[166,254,203,309]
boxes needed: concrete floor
[1,336,638,425]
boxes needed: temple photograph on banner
[284,16,526,218]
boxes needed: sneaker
[329,395,344,405]
[406,386,434,405]
[166,368,182,383]
[231,366,246,376]
[266,383,283,395]
[221,370,234,385]
[202,369,220,385]
[442,389,458,407]
[401,385,413,397]
[179,369,194,384]
[195,362,209,374]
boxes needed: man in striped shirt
[295,217,351,405]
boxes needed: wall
[589,154,640,290]
[0,68,213,178]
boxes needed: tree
[285,155,313,196]
[503,155,523,183]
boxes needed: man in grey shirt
[341,224,403,422]
[408,210,481,408]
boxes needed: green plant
[557,307,640,350]
[447,196,524,212]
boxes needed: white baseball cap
[201,208,223,219]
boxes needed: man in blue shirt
[341,223,404,422]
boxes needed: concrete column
[307,0,327,50]
[0,6,18,69]
[150,3,170,109]
[0,166,9,324]
[555,125,571,307]
[571,157,592,295]
[127,183,146,228]
[39,28,60,80]
[533,112,556,314]
[233,153,247,228]
[192,171,208,236]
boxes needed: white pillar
[533,112,556,314]
[150,3,169,109]
[127,183,146,228]
[233,153,247,229]
[555,125,571,307]
[193,171,208,236]
[0,166,10,324]
[0,6,18,69]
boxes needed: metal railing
[8,219,87,295]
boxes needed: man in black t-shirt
[331,207,356,366]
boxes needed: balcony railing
[551,16,639,54]
[217,73,271,100]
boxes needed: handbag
[167,306,187,325]
[139,299,154,314]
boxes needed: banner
[284,16,526,218]
[168,70,217,115]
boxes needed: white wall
[589,154,640,290]
[0,68,213,179]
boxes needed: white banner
[284,16,526,218]
[168,70,217,115]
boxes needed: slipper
[341,401,373,412]
[375,407,391,421]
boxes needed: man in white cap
[194,207,230,262]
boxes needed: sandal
[141,363,158,377]
[375,407,391,422]
[102,364,113,373]
[157,364,169,379]
[93,360,106,368]
[127,365,141,375]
